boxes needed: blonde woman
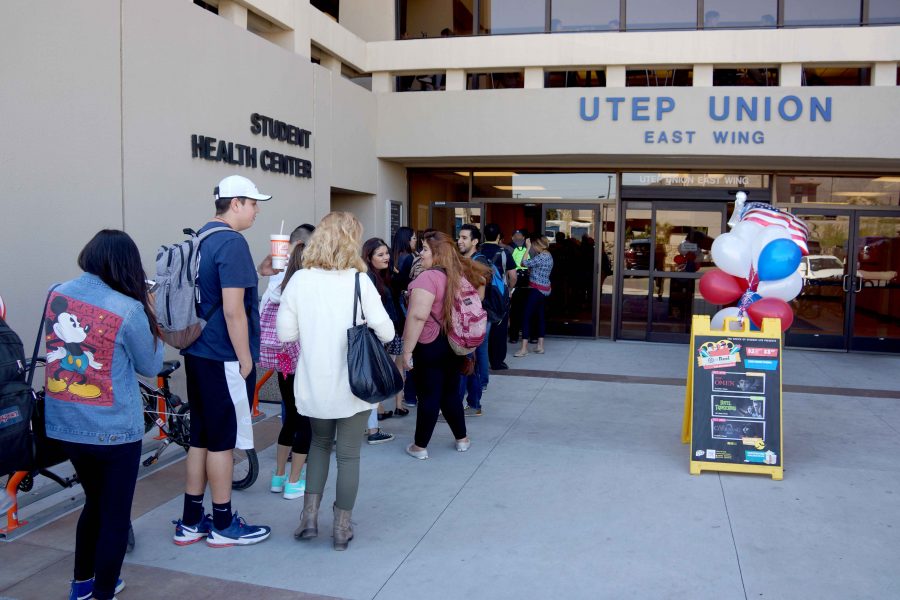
[514,235,553,357]
[276,212,394,551]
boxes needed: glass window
[784,0,861,26]
[551,0,620,32]
[619,276,650,339]
[869,0,900,25]
[466,72,524,89]
[398,0,473,39]
[479,0,545,34]
[703,0,777,28]
[626,0,697,30]
[802,67,871,86]
[396,73,446,92]
[545,70,606,88]
[654,209,722,273]
[472,172,617,199]
[713,67,779,86]
[625,68,693,86]
[311,0,339,21]
[774,176,900,207]
[409,171,470,231]
[193,0,218,15]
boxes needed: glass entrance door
[429,202,483,238]
[542,205,598,336]
[850,212,900,352]
[618,202,726,343]
[786,209,900,353]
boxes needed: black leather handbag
[347,273,403,403]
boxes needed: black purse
[347,273,404,404]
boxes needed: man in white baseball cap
[214,174,272,202]
[172,174,274,547]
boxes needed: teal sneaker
[283,478,306,500]
[270,472,287,493]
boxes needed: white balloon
[710,307,745,331]
[751,226,792,269]
[711,233,752,279]
[731,220,764,242]
[757,270,804,302]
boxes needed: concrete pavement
[2,339,898,599]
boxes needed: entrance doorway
[618,201,726,343]
[786,209,900,353]
[430,202,483,237]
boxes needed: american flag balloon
[738,202,810,255]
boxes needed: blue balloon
[757,238,802,281]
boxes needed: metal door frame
[616,200,728,343]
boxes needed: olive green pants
[306,410,370,510]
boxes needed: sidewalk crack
[719,475,749,600]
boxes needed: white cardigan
[276,268,395,419]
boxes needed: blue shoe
[206,512,271,547]
[69,577,124,600]
[172,513,213,546]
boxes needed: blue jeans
[459,324,490,409]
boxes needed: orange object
[252,369,274,417]
[2,471,28,534]
[153,376,167,439]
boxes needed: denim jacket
[44,273,164,445]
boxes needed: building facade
[3,0,899,352]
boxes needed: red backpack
[446,276,487,356]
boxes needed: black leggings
[64,440,142,600]
[413,335,466,448]
[521,289,547,340]
[276,372,312,454]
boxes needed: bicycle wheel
[169,401,191,451]
[231,448,259,490]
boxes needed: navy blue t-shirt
[183,221,260,362]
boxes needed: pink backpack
[259,298,300,374]
[446,276,487,356]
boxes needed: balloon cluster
[699,192,810,332]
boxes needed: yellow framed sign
[682,315,784,480]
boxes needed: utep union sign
[191,113,313,178]
[579,94,833,146]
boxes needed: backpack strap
[194,225,235,322]
[27,284,60,388]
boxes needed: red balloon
[746,297,794,331]
[699,269,747,304]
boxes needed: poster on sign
[682,315,784,480]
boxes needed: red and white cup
[270,234,290,270]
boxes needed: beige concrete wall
[340,0,395,42]
[331,192,378,241]
[1,0,124,337]
[122,0,318,272]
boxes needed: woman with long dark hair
[402,231,490,460]
[260,225,314,500]
[361,237,402,443]
[45,230,163,600]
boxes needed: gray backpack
[154,226,230,348]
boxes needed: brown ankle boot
[332,504,353,551]
[294,493,322,540]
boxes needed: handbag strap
[28,283,61,388]
[353,272,366,326]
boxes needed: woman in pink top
[402,231,490,460]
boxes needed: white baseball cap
[214,175,272,201]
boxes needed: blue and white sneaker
[206,512,271,547]
[69,577,125,600]
[172,513,213,546]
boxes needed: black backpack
[474,251,511,325]
[0,316,35,476]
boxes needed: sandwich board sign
[681,315,784,480]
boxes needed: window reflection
[398,0,473,38]
[479,0,545,34]
[870,0,900,25]
[625,69,693,86]
[626,0,697,30]
[802,67,871,86]
[545,70,606,88]
[409,170,470,231]
[704,0,777,28]
[713,67,778,86]
[654,210,722,273]
[551,0,620,32]
[775,176,900,207]
[466,72,524,89]
[784,0,860,26]
[619,276,649,339]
